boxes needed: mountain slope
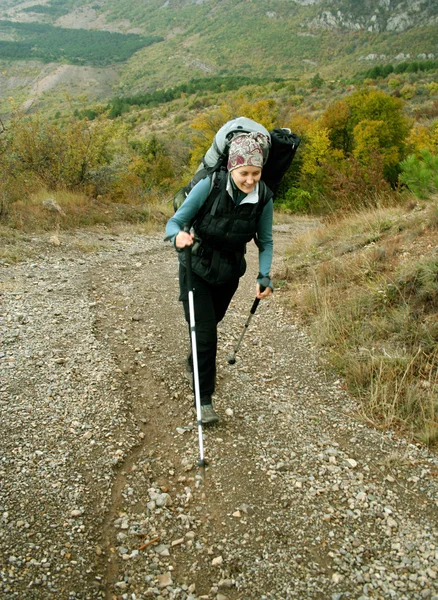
[0,0,437,110]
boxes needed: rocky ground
[1,221,437,600]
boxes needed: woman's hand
[256,283,272,300]
[175,230,194,249]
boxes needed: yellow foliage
[320,99,350,154]
[287,113,313,137]
[387,77,401,89]
[426,82,438,96]
[400,84,417,100]
[406,123,438,154]
[301,124,331,176]
[353,119,400,169]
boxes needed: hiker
[165,131,274,424]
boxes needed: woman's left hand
[256,283,272,300]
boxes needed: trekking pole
[184,236,207,470]
[227,276,271,365]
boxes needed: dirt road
[1,222,437,600]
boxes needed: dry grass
[276,197,438,447]
[1,187,172,232]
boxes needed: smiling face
[230,165,262,194]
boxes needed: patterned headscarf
[227,132,268,172]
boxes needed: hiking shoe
[200,404,219,425]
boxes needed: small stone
[70,510,81,517]
[49,235,61,247]
[157,573,172,588]
[218,579,234,589]
[225,408,233,416]
[345,458,358,468]
[154,544,170,556]
[115,581,127,591]
[155,493,172,507]
[212,556,223,566]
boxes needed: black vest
[181,170,272,285]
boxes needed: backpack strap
[209,171,226,216]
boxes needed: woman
[165,132,273,424]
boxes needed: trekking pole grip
[183,227,194,290]
[251,276,270,313]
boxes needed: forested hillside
[0,0,437,112]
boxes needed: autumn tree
[319,99,352,154]
[301,123,331,176]
[320,89,411,183]
[129,135,174,189]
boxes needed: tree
[310,73,324,89]
[321,89,411,183]
[353,119,401,181]
[347,89,411,182]
[301,124,331,176]
[320,99,352,154]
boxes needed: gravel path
[1,222,437,600]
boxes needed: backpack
[173,116,300,211]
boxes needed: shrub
[277,187,312,214]
[399,150,438,199]
[317,152,396,214]
[0,114,115,213]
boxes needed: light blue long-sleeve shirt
[165,176,274,287]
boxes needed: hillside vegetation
[276,202,438,446]
[0,0,437,110]
[0,20,162,66]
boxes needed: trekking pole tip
[197,458,208,468]
[227,356,236,365]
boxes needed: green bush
[399,150,438,199]
[277,187,312,214]
[0,115,115,211]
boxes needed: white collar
[226,174,259,205]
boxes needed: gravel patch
[1,223,437,600]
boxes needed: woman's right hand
[175,230,194,249]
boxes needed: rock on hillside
[304,0,438,32]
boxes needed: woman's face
[230,165,262,194]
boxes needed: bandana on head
[227,132,268,172]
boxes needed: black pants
[179,263,239,404]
